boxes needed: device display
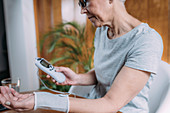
[35,57,66,83]
[40,60,50,68]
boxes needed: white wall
[62,0,86,25]
[3,0,39,92]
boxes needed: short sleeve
[125,31,163,74]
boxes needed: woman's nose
[80,7,88,14]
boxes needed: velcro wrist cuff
[33,92,69,112]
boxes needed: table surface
[0,90,122,113]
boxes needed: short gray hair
[120,0,126,4]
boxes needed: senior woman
[0,0,163,113]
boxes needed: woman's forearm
[69,97,118,113]
[77,69,97,85]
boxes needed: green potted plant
[40,21,95,92]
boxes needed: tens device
[35,57,66,83]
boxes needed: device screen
[40,60,50,68]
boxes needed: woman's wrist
[75,73,84,85]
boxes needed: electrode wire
[36,70,77,98]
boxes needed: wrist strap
[33,92,69,113]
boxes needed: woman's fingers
[0,87,18,109]
[5,94,34,111]
[55,66,68,73]
[1,86,10,100]
[10,88,22,99]
[46,66,76,85]
[55,80,70,85]
[52,79,56,83]
[0,86,34,111]
[4,102,12,109]
[10,88,19,96]
[55,67,60,72]
[46,75,50,78]
[0,94,6,105]
[4,86,14,100]
[9,88,20,101]
[0,87,12,109]
[0,95,12,109]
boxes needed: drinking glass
[1,78,20,92]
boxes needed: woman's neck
[107,2,142,39]
[107,17,142,39]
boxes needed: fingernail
[56,68,59,71]
[5,101,11,106]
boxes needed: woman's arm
[78,68,97,85]
[0,66,150,112]
[69,66,150,112]
[51,67,97,86]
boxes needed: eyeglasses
[78,0,87,8]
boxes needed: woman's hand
[47,67,81,86]
[0,86,34,112]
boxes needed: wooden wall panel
[52,0,62,26]
[125,0,148,23]
[34,0,40,57]
[34,0,62,60]
[148,0,169,62]
[168,0,170,63]
[37,0,52,35]
[39,0,52,60]
[34,0,52,59]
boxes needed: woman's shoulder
[136,23,163,46]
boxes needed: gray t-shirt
[87,23,163,113]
